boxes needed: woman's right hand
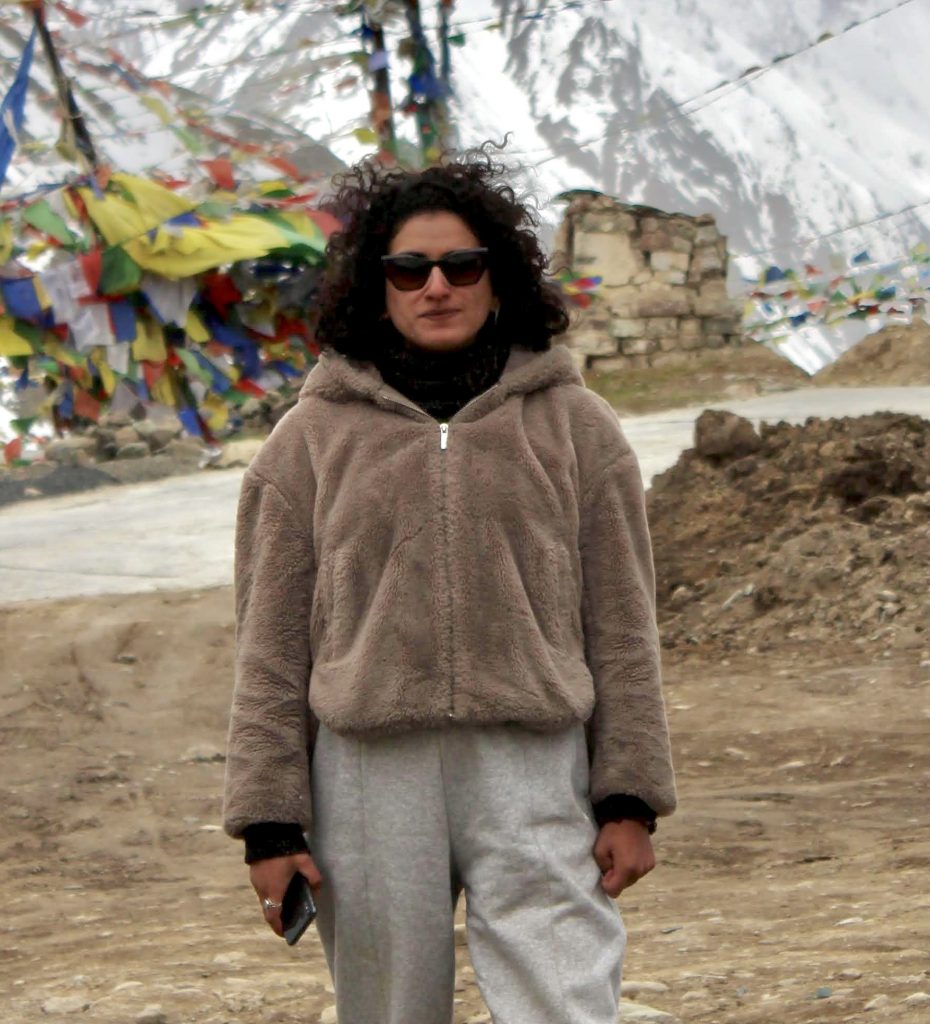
[250,851,323,937]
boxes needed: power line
[512,0,921,164]
[732,195,930,260]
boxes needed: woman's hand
[250,851,323,936]
[593,819,656,898]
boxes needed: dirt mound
[814,320,930,386]
[649,409,930,654]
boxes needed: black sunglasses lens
[382,249,488,290]
[383,256,432,291]
[439,252,486,286]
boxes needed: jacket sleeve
[579,446,677,817]
[223,468,317,839]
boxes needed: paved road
[3,387,929,604]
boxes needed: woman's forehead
[388,211,480,255]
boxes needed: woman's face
[384,211,496,352]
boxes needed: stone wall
[555,192,744,370]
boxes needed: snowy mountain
[2,0,929,275]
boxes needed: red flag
[201,158,236,191]
[4,437,22,465]
[80,249,102,293]
[265,155,303,180]
[306,208,342,237]
[73,387,101,422]
[142,360,166,390]
[55,1,88,27]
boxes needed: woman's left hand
[593,819,656,897]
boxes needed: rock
[163,438,206,464]
[319,1007,338,1024]
[681,988,711,1001]
[454,922,468,946]
[212,438,264,469]
[45,436,98,466]
[113,425,141,448]
[836,916,866,926]
[116,442,150,460]
[865,994,890,1010]
[617,999,681,1022]
[622,981,671,999]
[42,995,91,1013]
[135,420,181,452]
[903,992,930,1006]
[609,318,647,339]
[668,585,694,610]
[650,251,690,274]
[183,744,226,764]
[136,1007,168,1024]
[100,410,132,429]
[621,336,659,356]
[212,951,248,967]
[694,410,761,461]
[814,986,833,999]
[837,969,863,980]
[721,583,754,610]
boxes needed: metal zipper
[439,423,449,450]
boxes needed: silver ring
[262,897,282,911]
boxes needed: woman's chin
[405,333,477,353]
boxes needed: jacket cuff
[242,822,309,864]
[592,794,658,833]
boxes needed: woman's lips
[421,309,458,319]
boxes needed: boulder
[694,410,762,461]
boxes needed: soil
[649,411,930,658]
[2,588,929,1024]
[813,322,930,387]
[3,354,930,1022]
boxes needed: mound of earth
[814,321,930,386]
[649,409,930,655]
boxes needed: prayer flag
[0,28,36,186]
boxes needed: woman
[223,145,676,1024]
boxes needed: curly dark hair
[315,142,569,358]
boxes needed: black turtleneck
[372,325,512,420]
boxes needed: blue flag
[0,28,37,187]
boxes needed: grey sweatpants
[309,722,626,1024]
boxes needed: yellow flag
[202,393,229,431]
[132,319,168,362]
[185,309,210,342]
[90,348,117,395]
[151,374,177,407]
[33,277,52,309]
[78,173,196,246]
[0,220,13,264]
[123,213,289,278]
[0,317,32,356]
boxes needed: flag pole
[29,0,98,170]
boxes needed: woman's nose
[423,265,452,294]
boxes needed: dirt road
[2,587,928,1023]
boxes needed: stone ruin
[554,192,745,370]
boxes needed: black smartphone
[281,871,317,946]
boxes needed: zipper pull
[439,423,449,450]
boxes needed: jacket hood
[299,343,583,420]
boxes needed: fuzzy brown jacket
[223,344,676,838]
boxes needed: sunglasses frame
[381,247,490,291]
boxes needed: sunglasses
[381,247,489,291]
